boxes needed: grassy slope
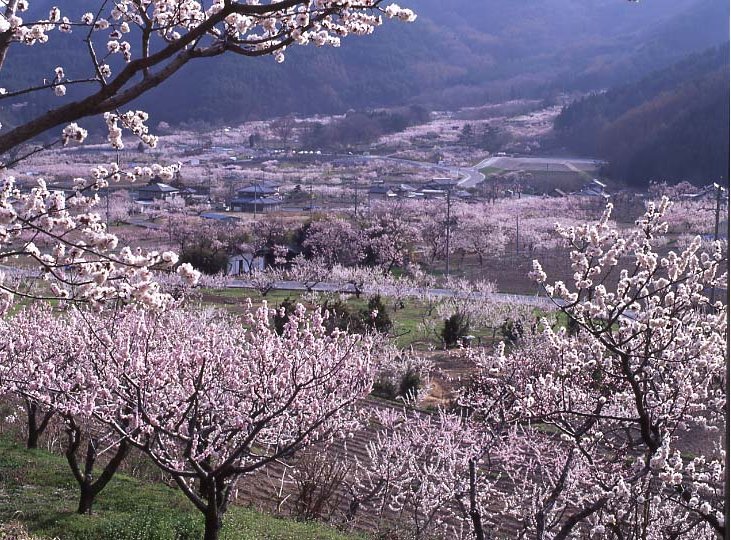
[478,167,506,176]
[194,288,504,349]
[0,438,362,540]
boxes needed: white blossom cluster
[384,3,417,21]
[0,1,57,45]
[60,123,88,146]
[52,65,65,96]
[0,1,414,74]
[0,172,199,313]
[104,111,158,149]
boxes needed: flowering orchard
[0,197,727,539]
[1,301,377,540]
[0,2,727,539]
[261,199,722,539]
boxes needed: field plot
[480,155,602,173]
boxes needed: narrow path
[227,279,556,309]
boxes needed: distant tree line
[458,123,513,152]
[301,105,430,149]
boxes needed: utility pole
[309,177,314,215]
[515,215,520,258]
[710,181,726,305]
[713,182,724,242]
[354,177,359,217]
[446,187,452,276]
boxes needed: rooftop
[236,183,280,196]
[200,212,240,222]
[230,197,282,205]
[137,182,179,193]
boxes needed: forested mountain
[0,0,728,126]
[554,46,730,187]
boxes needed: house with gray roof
[136,180,180,201]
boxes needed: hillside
[0,0,727,128]
[0,436,362,540]
[554,45,730,187]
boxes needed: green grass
[0,437,363,540]
[195,286,515,350]
[198,287,294,302]
[197,281,563,352]
[479,167,505,176]
[390,302,432,348]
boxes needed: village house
[228,182,282,213]
[135,180,180,202]
[226,252,266,275]
[368,184,395,200]
[578,179,609,197]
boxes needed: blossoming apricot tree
[0,303,130,515]
[461,199,727,539]
[82,303,373,540]
[1,300,377,539]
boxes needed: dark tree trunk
[345,499,360,523]
[65,421,129,515]
[201,475,228,540]
[27,408,41,449]
[77,482,96,514]
[25,400,53,449]
[469,459,485,540]
[203,506,223,540]
[27,429,39,450]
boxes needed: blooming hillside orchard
[0,2,727,540]
[0,0,415,310]
[1,301,377,540]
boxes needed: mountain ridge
[0,1,727,126]
[554,45,730,186]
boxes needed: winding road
[334,153,603,190]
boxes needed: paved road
[228,278,556,309]
[0,264,556,310]
[336,153,603,190]
[126,218,164,230]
